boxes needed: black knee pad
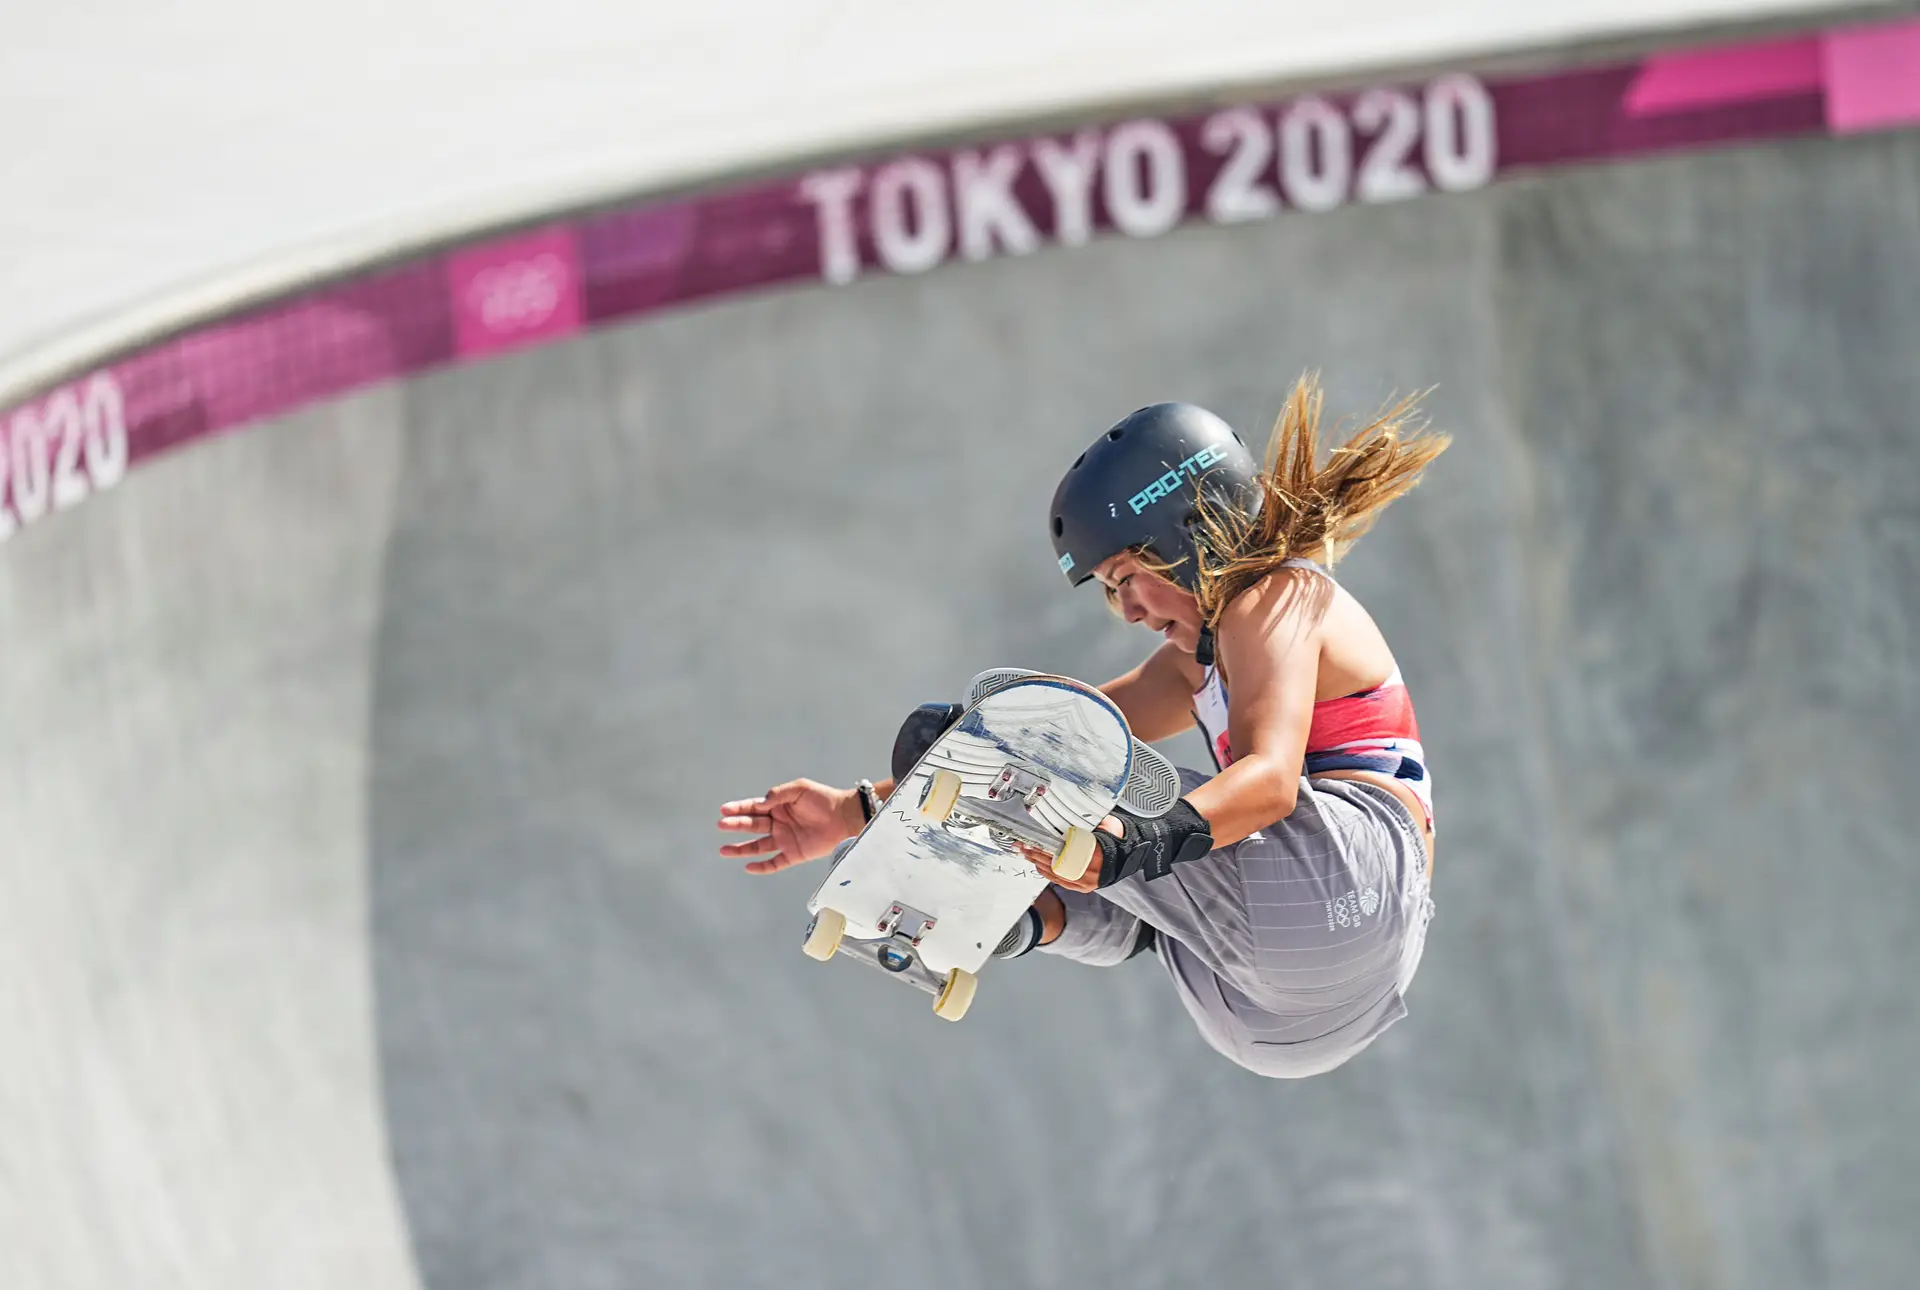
[891,702,965,781]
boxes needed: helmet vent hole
[1072,453,1085,469]
[1107,428,1125,441]
[1051,517,1064,537]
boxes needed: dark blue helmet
[1048,402,1262,592]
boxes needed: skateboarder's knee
[891,702,966,781]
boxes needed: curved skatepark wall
[3,13,1919,1290]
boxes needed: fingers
[1017,841,1099,893]
[719,780,807,814]
[720,780,814,823]
[1018,846,1070,888]
[720,779,820,876]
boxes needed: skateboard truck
[876,901,936,943]
[947,787,1063,853]
[833,901,949,998]
[987,764,1051,806]
[924,760,1063,855]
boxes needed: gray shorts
[1041,770,1436,1078]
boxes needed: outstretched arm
[718,776,893,874]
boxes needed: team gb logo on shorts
[1328,886,1382,930]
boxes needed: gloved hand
[1093,798,1215,887]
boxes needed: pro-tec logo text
[1127,445,1230,515]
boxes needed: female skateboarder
[719,377,1448,1078]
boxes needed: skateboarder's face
[1094,551,1203,653]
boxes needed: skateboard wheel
[1053,826,1097,883]
[933,967,978,1022]
[802,908,846,962]
[919,770,964,824]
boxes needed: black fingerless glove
[1094,798,1215,886]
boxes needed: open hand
[718,779,859,874]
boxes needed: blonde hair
[1159,373,1451,627]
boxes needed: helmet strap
[1194,625,1216,667]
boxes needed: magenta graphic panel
[1625,35,1821,115]
[448,227,584,360]
[1824,19,1920,134]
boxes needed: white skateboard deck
[802,673,1141,1020]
